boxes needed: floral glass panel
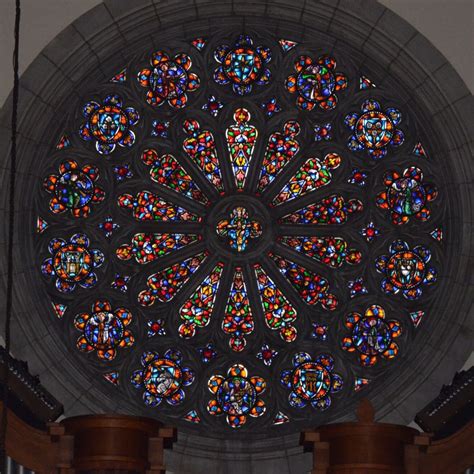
[254,264,298,342]
[269,253,337,310]
[279,194,363,225]
[118,191,201,222]
[178,262,224,338]
[141,149,209,205]
[256,121,300,193]
[182,119,225,193]
[137,252,208,306]
[279,236,361,268]
[223,268,254,351]
[116,233,199,264]
[272,154,341,205]
[226,108,258,190]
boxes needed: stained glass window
[34,27,444,437]
[223,268,254,352]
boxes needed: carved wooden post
[147,426,177,474]
[48,423,73,473]
[301,399,422,473]
[301,430,329,474]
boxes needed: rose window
[32,29,447,436]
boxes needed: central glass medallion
[216,206,262,252]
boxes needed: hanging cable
[1,0,21,470]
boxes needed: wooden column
[1,404,176,473]
[301,399,420,474]
[59,415,176,474]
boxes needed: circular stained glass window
[3,3,468,441]
[34,32,443,434]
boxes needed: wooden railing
[420,421,474,474]
[2,399,473,473]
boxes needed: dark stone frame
[0,0,472,470]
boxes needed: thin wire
[1,0,21,470]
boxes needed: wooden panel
[420,421,474,474]
[1,405,176,473]
[62,415,175,473]
[318,423,417,473]
[0,401,57,473]
[302,418,474,474]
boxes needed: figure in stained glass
[131,350,195,407]
[341,304,402,366]
[41,233,104,293]
[208,364,266,428]
[137,51,200,108]
[376,166,438,224]
[286,55,348,110]
[74,300,134,361]
[43,160,104,217]
[216,207,262,252]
